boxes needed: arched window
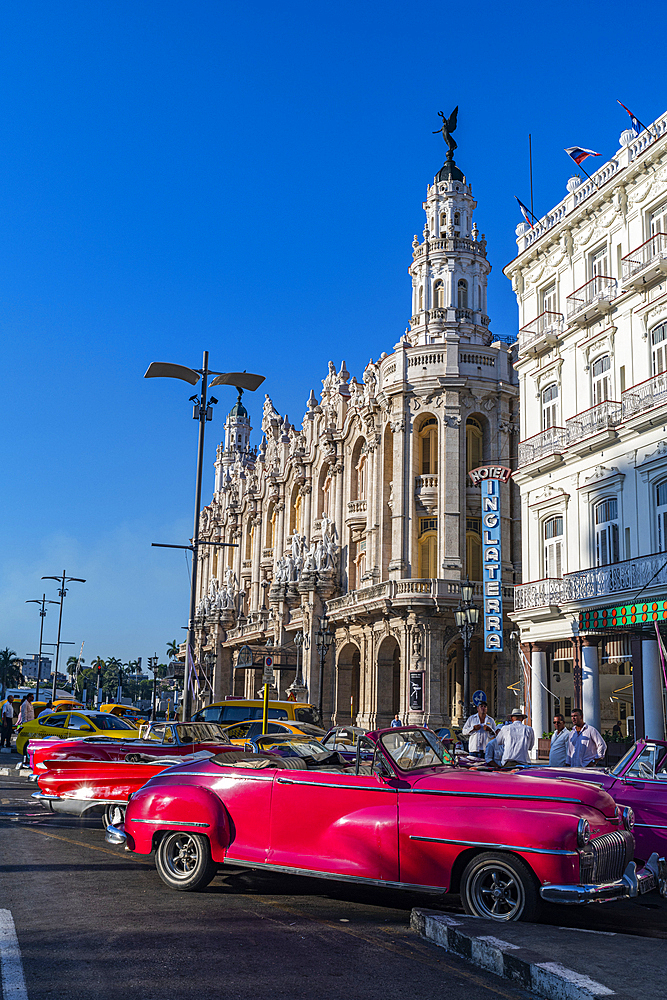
[418,518,437,578]
[439,212,446,230]
[434,280,445,308]
[652,323,667,375]
[458,279,468,310]
[466,417,483,474]
[466,517,482,580]
[266,502,276,548]
[289,486,301,536]
[245,524,253,560]
[542,384,559,429]
[418,417,438,475]
[356,454,367,499]
[592,355,611,405]
[658,481,667,551]
[544,516,563,578]
[454,212,460,228]
[418,286,424,311]
[595,498,619,566]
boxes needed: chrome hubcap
[471,866,523,919]
[165,835,199,878]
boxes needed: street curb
[410,909,626,1000]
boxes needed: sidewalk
[411,908,664,1000]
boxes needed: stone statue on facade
[433,107,458,157]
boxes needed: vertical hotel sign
[468,465,512,652]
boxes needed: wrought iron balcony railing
[565,399,622,444]
[518,311,563,354]
[514,552,667,610]
[517,425,568,467]
[621,370,667,420]
[621,232,667,284]
[565,275,617,321]
[514,577,566,610]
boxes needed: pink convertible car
[106,726,665,921]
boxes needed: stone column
[250,516,262,612]
[388,411,407,579]
[213,643,233,701]
[581,638,601,732]
[530,644,549,760]
[641,639,666,740]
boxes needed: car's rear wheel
[101,804,125,829]
[460,852,540,922]
[155,832,217,891]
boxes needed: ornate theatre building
[191,139,520,729]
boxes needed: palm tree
[0,648,23,698]
[166,640,180,662]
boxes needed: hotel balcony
[518,311,563,356]
[327,578,515,619]
[565,276,617,326]
[621,370,667,428]
[517,425,567,469]
[565,399,622,452]
[621,233,667,289]
[415,474,438,513]
[514,552,667,611]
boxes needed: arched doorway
[334,642,360,725]
[376,635,400,728]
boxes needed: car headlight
[622,806,635,831]
[577,818,591,847]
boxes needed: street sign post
[261,654,274,734]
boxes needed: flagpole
[529,134,534,221]
[567,155,600,190]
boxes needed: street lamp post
[145,352,264,722]
[41,572,86,703]
[315,613,334,724]
[454,578,480,719]
[25,595,59,702]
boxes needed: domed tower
[407,114,491,348]
[220,389,252,471]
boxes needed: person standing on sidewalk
[567,708,606,768]
[462,701,496,758]
[19,693,34,726]
[549,713,570,766]
[1,696,14,751]
[390,714,402,728]
[495,708,535,766]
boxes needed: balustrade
[517,426,567,467]
[566,399,622,443]
[621,233,667,283]
[622,371,667,419]
[566,275,617,320]
[515,552,667,610]
[518,311,563,354]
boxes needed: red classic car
[106,726,664,921]
[32,751,221,828]
[26,722,236,773]
[523,739,667,864]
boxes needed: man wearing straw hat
[495,708,535,767]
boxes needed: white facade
[190,150,521,729]
[505,115,667,746]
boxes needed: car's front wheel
[155,832,217,891]
[460,852,540,922]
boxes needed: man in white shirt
[567,708,606,768]
[1,696,14,751]
[462,701,496,757]
[495,708,535,766]
[19,694,34,726]
[549,713,570,766]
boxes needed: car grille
[580,831,633,885]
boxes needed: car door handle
[276,777,294,784]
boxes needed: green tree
[0,648,23,698]
[103,657,122,701]
[166,640,180,661]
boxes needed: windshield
[176,723,232,745]
[87,714,135,731]
[253,736,326,757]
[380,729,451,771]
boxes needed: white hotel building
[506,115,667,746]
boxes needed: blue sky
[2,0,665,667]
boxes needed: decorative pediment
[579,464,625,498]
[535,357,564,396]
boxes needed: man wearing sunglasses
[548,713,569,766]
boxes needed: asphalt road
[1,752,666,1000]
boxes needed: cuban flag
[515,196,534,228]
[565,146,601,166]
[617,100,648,137]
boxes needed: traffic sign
[263,655,274,684]
[472,690,487,707]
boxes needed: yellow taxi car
[99,704,144,725]
[220,719,327,745]
[15,709,137,756]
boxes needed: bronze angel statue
[433,107,458,156]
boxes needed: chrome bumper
[105,823,127,846]
[541,853,667,904]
